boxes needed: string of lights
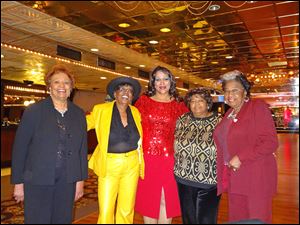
[1,43,189,92]
[113,1,251,16]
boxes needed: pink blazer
[214,99,278,197]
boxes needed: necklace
[227,103,244,123]
[227,110,238,122]
[55,107,67,117]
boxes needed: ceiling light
[268,61,287,67]
[24,100,31,106]
[225,55,233,59]
[209,4,220,11]
[32,4,39,9]
[125,66,131,69]
[149,40,158,44]
[91,48,99,52]
[139,65,145,68]
[175,77,180,79]
[100,76,107,80]
[1,54,4,58]
[118,23,130,28]
[211,61,219,64]
[160,28,171,33]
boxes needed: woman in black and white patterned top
[174,88,222,224]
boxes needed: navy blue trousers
[24,166,76,224]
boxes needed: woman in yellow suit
[86,77,144,224]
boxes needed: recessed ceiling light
[160,28,171,33]
[225,55,233,59]
[91,48,99,52]
[118,23,130,28]
[100,76,107,80]
[175,76,180,79]
[1,54,4,58]
[125,66,131,69]
[139,65,145,68]
[211,61,219,64]
[149,40,158,44]
[209,4,220,11]
[221,68,227,70]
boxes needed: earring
[244,97,250,102]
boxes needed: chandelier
[113,1,252,16]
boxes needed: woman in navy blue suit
[11,64,88,224]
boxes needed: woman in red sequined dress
[134,66,189,224]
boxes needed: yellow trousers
[97,150,139,224]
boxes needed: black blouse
[108,103,140,153]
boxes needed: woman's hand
[229,155,241,171]
[74,181,84,201]
[13,183,24,203]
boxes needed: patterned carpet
[1,170,98,224]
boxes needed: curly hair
[220,70,251,97]
[145,66,180,101]
[184,88,213,111]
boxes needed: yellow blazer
[86,101,144,179]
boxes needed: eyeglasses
[224,88,243,95]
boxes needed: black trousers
[24,166,76,224]
[177,182,221,224]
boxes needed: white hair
[220,70,242,81]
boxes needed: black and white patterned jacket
[174,112,222,188]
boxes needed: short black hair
[184,88,213,111]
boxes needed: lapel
[42,97,60,140]
[99,101,115,150]
[130,105,142,137]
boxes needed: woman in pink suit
[213,70,278,223]
[134,66,188,224]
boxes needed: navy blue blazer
[11,97,88,185]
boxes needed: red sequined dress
[134,95,188,218]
